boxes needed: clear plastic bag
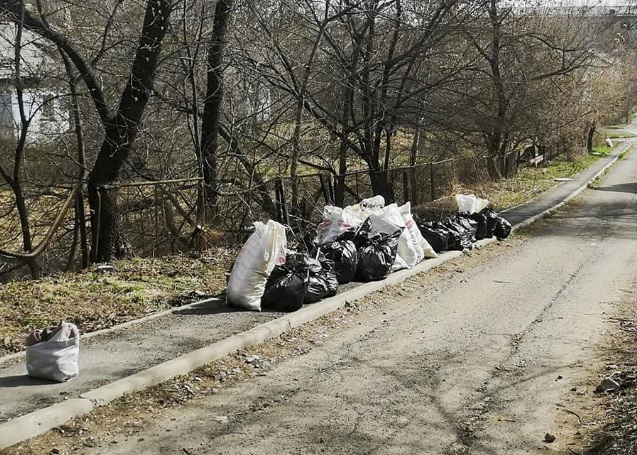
[455,194,489,214]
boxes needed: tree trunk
[369,163,393,201]
[200,0,233,221]
[587,123,595,153]
[87,0,171,263]
[485,0,508,182]
[335,140,348,207]
[486,133,503,180]
[12,13,40,277]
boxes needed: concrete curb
[0,252,463,449]
[76,250,465,408]
[0,399,94,449]
[0,144,629,450]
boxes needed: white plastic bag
[455,194,477,213]
[227,220,287,311]
[359,195,385,211]
[475,197,489,213]
[398,202,438,259]
[26,321,80,382]
[455,194,489,214]
[350,195,386,222]
[315,206,362,244]
[382,204,421,268]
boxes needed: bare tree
[454,1,597,178]
[0,0,173,262]
[235,0,478,205]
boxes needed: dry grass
[577,298,637,454]
[0,247,238,356]
[413,153,603,220]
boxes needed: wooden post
[430,161,435,202]
[275,178,289,225]
[154,185,159,256]
[402,170,409,204]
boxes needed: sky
[504,1,633,7]
[506,1,629,4]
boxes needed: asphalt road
[61,142,637,455]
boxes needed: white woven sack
[382,204,421,268]
[227,220,287,311]
[398,202,438,259]
[26,321,80,382]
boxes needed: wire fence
[112,154,497,253]
[0,151,526,279]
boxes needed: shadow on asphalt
[591,182,637,194]
[173,297,287,317]
[0,374,57,388]
[174,299,242,316]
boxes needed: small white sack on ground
[383,203,421,267]
[398,202,438,259]
[227,220,287,311]
[455,193,489,214]
[26,321,80,382]
[605,137,613,148]
[316,205,362,244]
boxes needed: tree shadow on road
[590,182,637,194]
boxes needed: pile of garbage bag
[260,251,339,312]
[227,194,511,312]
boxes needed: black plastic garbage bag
[418,222,448,253]
[469,212,488,240]
[261,254,308,312]
[442,217,473,251]
[305,255,339,304]
[454,214,478,243]
[494,216,512,240]
[354,217,402,282]
[481,208,498,238]
[317,239,359,284]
